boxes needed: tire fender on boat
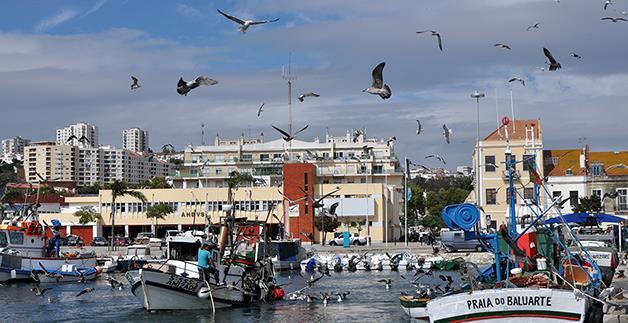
[198,287,212,299]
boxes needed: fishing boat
[32,263,100,283]
[126,217,282,311]
[399,295,430,319]
[116,244,165,271]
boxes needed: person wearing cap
[198,242,220,284]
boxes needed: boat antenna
[282,53,297,160]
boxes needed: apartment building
[1,136,30,162]
[56,122,98,148]
[122,128,149,153]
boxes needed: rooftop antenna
[201,123,205,146]
[282,53,297,160]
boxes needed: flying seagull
[31,286,52,296]
[76,287,94,297]
[387,137,396,147]
[176,76,218,96]
[416,120,422,135]
[604,0,612,10]
[107,276,124,289]
[353,129,364,142]
[328,202,339,216]
[416,30,443,51]
[601,17,627,22]
[425,154,446,165]
[217,9,279,33]
[66,135,78,144]
[543,48,562,71]
[508,77,525,86]
[257,103,265,117]
[78,135,90,145]
[526,23,541,30]
[494,43,511,50]
[298,92,320,102]
[569,52,582,59]
[131,76,140,90]
[442,124,452,144]
[271,125,308,142]
[363,62,391,99]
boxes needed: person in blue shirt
[198,242,220,284]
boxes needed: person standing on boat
[198,242,219,284]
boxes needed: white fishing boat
[33,263,100,283]
[116,244,165,271]
[399,295,430,320]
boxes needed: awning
[543,213,625,225]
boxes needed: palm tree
[107,180,147,250]
[145,203,173,237]
[74,206,102,224]
[226,171,253,215]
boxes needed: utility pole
[282,54,296,161]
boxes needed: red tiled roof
[484,119,541,141]
[588,151,628,176]
[543,149,584,177]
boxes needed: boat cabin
[0,224,46,257]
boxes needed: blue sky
[1,0,628,169]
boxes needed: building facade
[2,136,30,162]
[122,128,149,153]
[56,122,98,148]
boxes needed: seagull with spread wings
[569,52,582,59]
[298,92,320,102]
[601,16,627,22]
[257,103,265,117]
[416,30,443,51]
[177,76,218,96]
[271,125,308,142]
[494,43,511,50]
[217,9,280,33]
[543,48,562,71]
[526,22,541,30]
[442,124,452,144]
[130,76,140,90]
[363,62,391,99]
[416,120,422,135]
[425,154,446,165]
[509,77,525,86]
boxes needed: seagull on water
[543,48,561,71]
[601,16,627,22]
[257,103,265,117]
[176,76,218,96]
[442,124,452,144]
[76,287,95,297]
[217,9,280,33]
[526,23,541,30]
[31,286,52,296]
[416,120,422,135]
[363,62,391,99]
[271,125,309,142]
[508,77,525,86]
[130,76,140,90]
[107,276,124,290]
[378,279,393,289]
[426,154,446,165]
[298,92,320,102]
[336,291,350,302]
[416,30,443,51]
[494,43,511,50]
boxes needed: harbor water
[0,270,461,322]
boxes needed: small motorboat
[32,263,100,283]
[399,295,430,320]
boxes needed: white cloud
[83,0,107,17]
[175,3,203,17]
[35,8,79,32]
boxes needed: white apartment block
[122,128,149,153]
[24,142,78,183]
[56,122,98,148]
[2,136,30,162]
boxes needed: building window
[565,169,573,176]
[569,191,579,209]
[553,191,562,201]
[486,188,497,205]
[524,187,535,203]
[590,164,603,176]
[260,154,269,162]
[241,154,252,162]
[592,189,602,197]
[485,156,496,172]
[506,188,516,204]
[618,189,628,212]
[523,155,534,171]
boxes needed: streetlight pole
[471,91,485,225]
[352,156,370,246]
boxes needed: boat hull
[36,268,99,284]
[129,268,249,311]
[427,288,587,323]
[400,296,429,319]
[0,254,97,282]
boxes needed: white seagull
[217,9,280,33]
[494,43,511,50]
[543,48,561,71]
[257,103,265,117]
[177,76,218,96]
[363,62,391,99]
[569,52,582,59]
[601,17,627,22]
[425,154,446,165]
[416,30,443,51]
[604,0,612,10]
[508,77,525,86]
[526,22,541,30]
[298,92,320,102]
[130,76,140,90]
[416,120,422,135]
[442,124,452,144]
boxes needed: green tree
[226,171,253,211]
[77,183,101,195]
[573,195,602,213]
[107,181,147,250]
[74,206,102,224]
[1,189,24,206]
[141,177,172,189]
[422,187,470,228]
[146,203,174,234]
[407,185,426,226]
[314,209,341,245]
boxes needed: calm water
[0,270,460,323]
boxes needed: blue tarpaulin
[543,213,625,225]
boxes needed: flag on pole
[527,160,542,185]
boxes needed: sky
[1,0,627,169]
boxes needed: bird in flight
[363,62,391,99]
[416,30,443,51]
[601,17,627,22]
[76,287,94,297]
[31,286,52,296]
[494,43,511,50]
[130,76,140,90]
[426,154,446,165]
[177,76,218,96]
[298,92,320,102]
[604,0,612,10]
[217,9,279,33]
[569,52,582,59]
[442,124,452,144]
[543,48,561,71]
[66,135,78,144]
[416,120,422,135]
[526,23,541,30]
[257,103,265,117]
[387,137,396,147]
[272,125,309,142]
[509,77,525,86]
[353,129,364,143]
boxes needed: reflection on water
[0,270,460,322]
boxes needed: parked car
[114,236,132,246]
[91,236,108,246]
[135,232,154,243]
[327,232,368,246]
[66,235,84,247]
[440,230,485,252]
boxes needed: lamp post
[471,91,485,225]
[352,156,370,246]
